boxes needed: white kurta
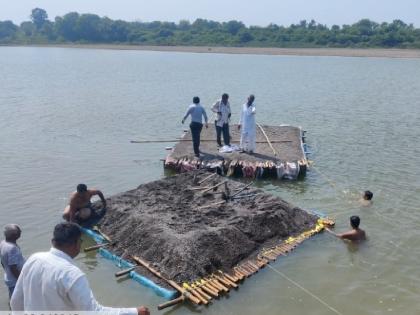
[10,247,137,314]
[239,103,256,152]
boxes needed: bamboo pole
[183,283,209,304]
[83,243,110,252]
[195,281,218,297]
[196,200,226,210]
[131,256,201,305]
[198,173,217,185]
[131,139,292,144]
[157,296,185,310]
[191,283,212,300]
[229,181,254,199]
[201,180,229,195]
[257,123,277,156]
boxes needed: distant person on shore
[212,93,231,147]
[10,222,150,314]
[238,94,256,153]
[360,190,373,206]
[63,184,107,225]
[0,224,25,300]
[182,96,208,157]
[326,215,366,242]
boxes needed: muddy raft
[87,171,332,309]
[164,125,308,179]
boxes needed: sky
[1,0,419,27]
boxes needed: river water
[0,47,419,314]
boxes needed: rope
[310,164,338,189]
[266,264,344,315]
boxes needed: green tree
[55,12,80,41]
[0,21,18,41]
[31,8,48,29]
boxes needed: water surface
[1,47,419,314]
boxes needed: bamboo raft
[163,124,309,180]
[84,217,334,310]
[82,172,334,310]
[153,217,335,309]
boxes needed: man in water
[11,222,150,314]
[238,94,256,153]
[326,215,366,241]
[0,224,25,300]
[212,93,231,147]
[63,184,107,224]
[360,190,373,206]
[182,96,209,157]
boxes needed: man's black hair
[222,93,229,99]
[52,222,82,247]
[364,190,373,200]
[350,216,361,229]
[193,96,200,104]
[77,183,87,193]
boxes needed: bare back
[340,228,366,241]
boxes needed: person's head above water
[77,184,87,193]
[193,96,200,104]
[363,190,373,200]
[350,215,361,229]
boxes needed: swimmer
[326,215,366,242]
[360,190,373,207]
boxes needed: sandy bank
[4,43,420,59]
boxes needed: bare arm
[68,275,149,314]
[67,196,79,222]
[325,227,340,237]
[91,190,107,208]
[326,227,361,241]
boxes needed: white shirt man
[11,222,149,315]
[238,95,257,153]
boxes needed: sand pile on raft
[97,171,317,283]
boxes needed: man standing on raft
[212,93,231,148]
[238,94,256,153]
[63,184,107,224]
[182,96,208,158]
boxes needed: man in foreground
[326,215,366,242]
[182,96,209,157]
[63,184,107,224]
[11,222,150,314]
[238,94,256,153]
[212,93,231,147]
[0,224,25,300]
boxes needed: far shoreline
[2,43,420,59]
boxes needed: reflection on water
[1,47,420,313]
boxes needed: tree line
[1,8,420,48]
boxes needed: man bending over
[63,184,107,224]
